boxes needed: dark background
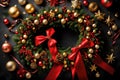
[0,0,120,80]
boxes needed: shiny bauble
[25,4,35,14]
[34,19,39,25]
[38,61,43,66]
[107,30,112,36]
[21,39,26,44]
[88,48,94,53]
[25,72,31,79]
[3,18,9,25]
[8,6,20,18]
[96,72,100,78]
[71,62,74,65]
[67,9,71,14]
[30,62,37,69]
[42,19,48,25]
[58,14,63,19]
[23,34,28,39]
[92,23,97,28]
[101,0,113,8]
[95,44,100,49]
[61,18,66,24]
[88,2,98,12]
[78,18,83,23]
[63,60,67,64]
[74,12,79,17]
[86,26,91,31]
[62,52,67,57]
[112,24,117,31]
[42,65,46,69]
[2,41,12,53]
[34,0,43,5]
[88,54,92,58]
[6,61,16,71]
[34,53,40,59]
[18,0,26,5]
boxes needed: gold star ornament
[90,64,97,72]
[105,15,114,26]
[71,0,81,9]
[106,53,115,63]
[95,10,105,21]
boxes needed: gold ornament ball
[23,34,28,39]
[78,18,83,23]
[37,14,41,17]
[63,60,67,64]
[96,72,100,78]
[42,65,46,69]
[21,39,26,44]
[44,10,47,14]
[30,62,37,69]
[71,62,74,65]
[25,4,35,14]
[54,8,59,12]
[88,2,98,12]
[107,30,112,36]
[86,26,91,31]
[6,61,16,71]
[86,36,90,39]
[112,24,117,31]
[88,54,92,58]
[63,52,67,57]
[88,48,94,53]
[67,9,71,14]
[93,29,96,33]
[42,19,48,25]
[8,6,20,18]
[92,23,97,28]
[58,14,63,19]
[26,72,32,79]
[95,44,100,49]
[34,19,39,25]
[34,0,43,5]
[34,53,40,59]
[74,12,79,17]
[61,18,66,24]
[2,41,12,53]
[64,64,67,68]
[18,0,26,5]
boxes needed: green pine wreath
[13,7,114,80]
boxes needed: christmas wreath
[13,7,115,80]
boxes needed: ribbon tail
[48,39,58,61]
[75,52,88,80]
[93,54,115,75]
[45,64,63,80]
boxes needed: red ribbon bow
[35,28,58,60]
[68,38,94,80]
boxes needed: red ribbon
[49,0,58,6]
[35,28,58,60]
[93,54,115,75]
[68,38,94,80]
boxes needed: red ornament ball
[101,0,113,8]
[38,61,43,66]
[83,0,88,6]
[2,41,12,53]
[3,18,9,25]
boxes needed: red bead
[38,61,43,66]
[83,0,88,6]
[101,0,113,8]
[65,18,69,21]
[3,18,9,25]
